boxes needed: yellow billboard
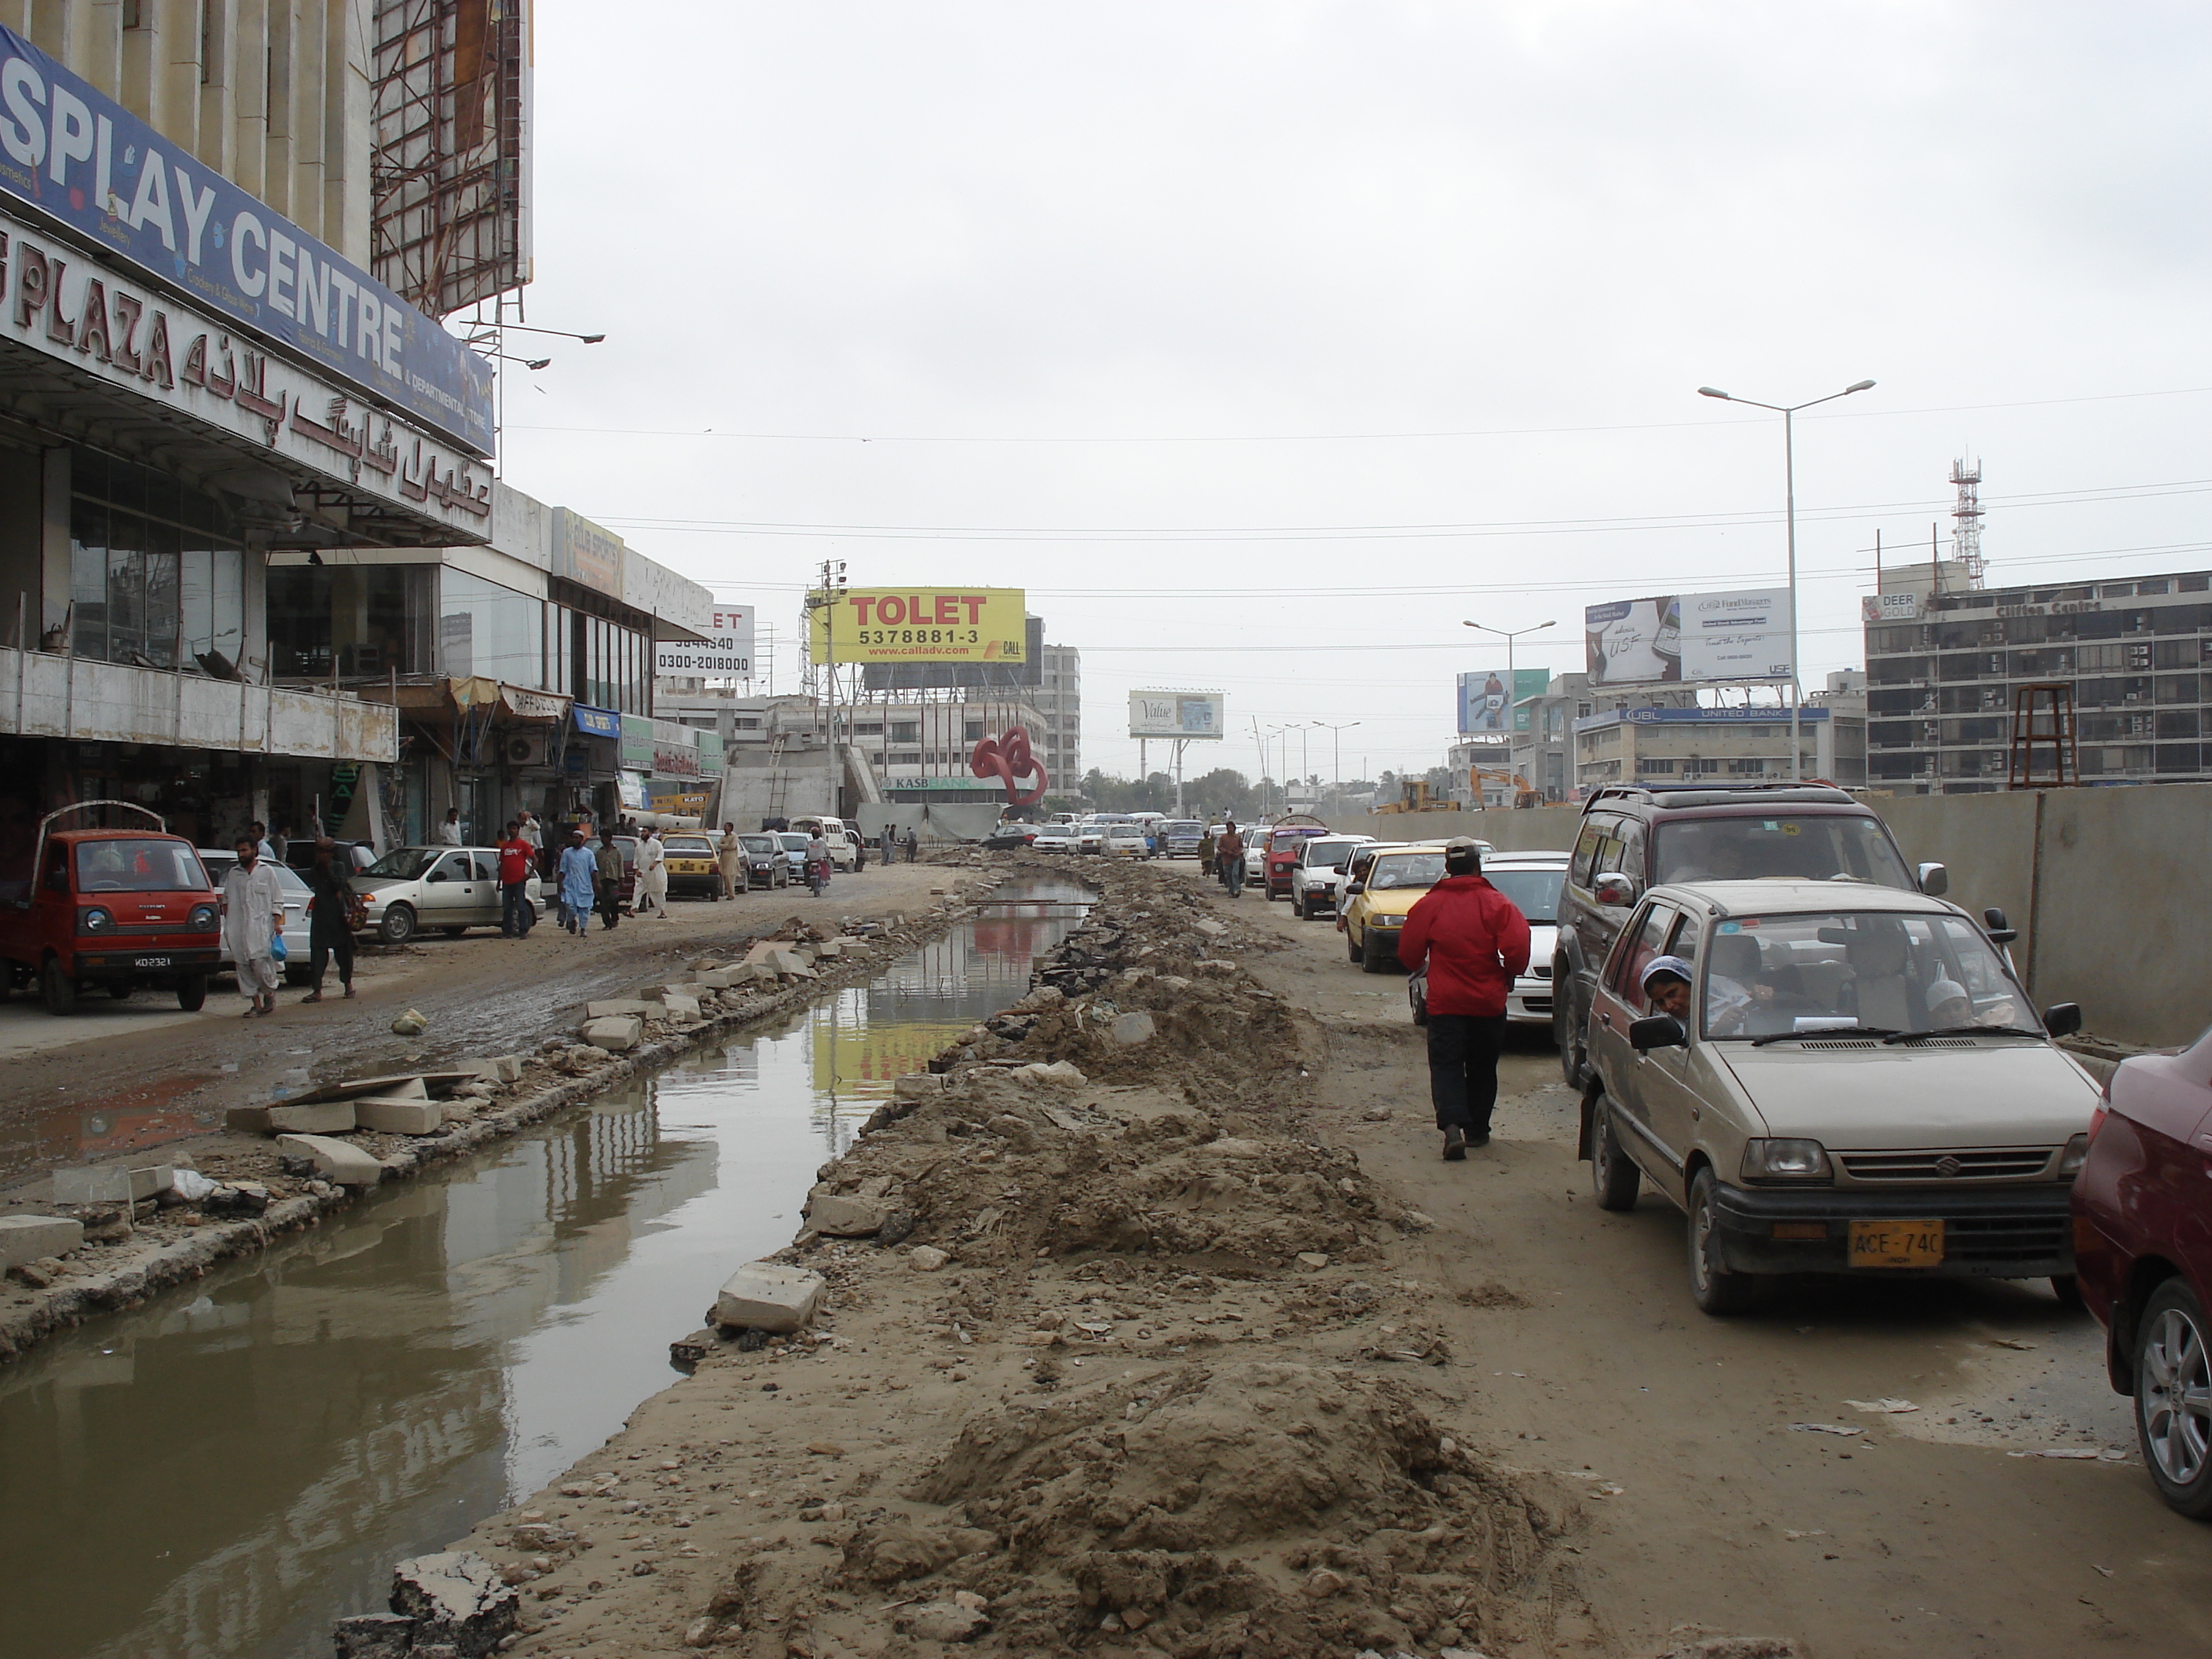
[808,588,1027,665]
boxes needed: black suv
[1552,783,1944,1086]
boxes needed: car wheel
[2051,1273,2086,1311]
[379,903,418,944]
[1410,990,1427,1028]
[1687,1167,1757,1315]
[2135,1278,2212,1518]
[41,958,77,1016]
[1361,939,1390,974]
[1590,1095,1642,1211]
[176,973,207,1012]
[108,981,134,1001]
[1346,931,1363,965]
[1554,959,1582,1086]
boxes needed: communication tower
[1950,456,1987,588]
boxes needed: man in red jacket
[1397,838,1533,1159]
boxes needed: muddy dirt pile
[407,862,1598,1659]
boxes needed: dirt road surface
[0,861,952,1201]
[1221,865,2212,1657]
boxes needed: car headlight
[189,903,219,931]
[2057,1132,2090,1177]
[81,906,113,933]
[1741,1138,1833,1182]
[1369,915,1402,929]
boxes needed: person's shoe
[1469,1127,1492,1148]
[1443,1126,1467,1161]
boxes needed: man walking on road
[593,833,625,929]
[496,821,537,936]
[221,833,285,1016]
[557,830,596,936]
[1396,837,1531,1159]
[1217,821,1245,896]
[301,837,358,1000]
[635,826,670,917]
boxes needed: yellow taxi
[660,832,723,900]
[1340,842,1450,973]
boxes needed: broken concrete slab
[1109,1010,1157,1046]
[692,969,737,990]
[584,998,654,1020]
[353,1097,445,1135]
[0,1214,84,1269]
[53,1164,171,1204]
[265,1101,359,1135]
[714,1262,826,1332]
[275,1133,386,1187]
[224,1104,276,1135]
[767,947,812,976]
[806,1196,889,1237]
[580,1014,643,1053]
[741,939,787,966]
[387,1551,518,1656]
[657,990,702,1020]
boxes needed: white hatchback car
[1031,824,1079,854]
[1288,834,1378,920]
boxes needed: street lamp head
[1536,619,1557,630]
[1845,379,1875,394]
[1697,386,1730,401]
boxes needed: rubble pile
[416,862,1588,1659]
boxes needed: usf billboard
[1584,587,1793,688]
[808,588,1026,665]
[1129,691,1225,739]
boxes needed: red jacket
[1397,874,1532,1018]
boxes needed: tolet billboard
[809,588,1026,665]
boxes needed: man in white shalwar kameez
[221,833,286,1016]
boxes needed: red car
[1262,816,1332,902]
[0,803,221,1014]
[2072,1024,2212,1517]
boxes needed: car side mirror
[2042,1002,2082,1038]
[1593,871,1636,907]
[1629,1014,1687,1053]
[1917,862,1949,896]
[427,868,449,882]
[1982,906,2017,945]
[1345,881,1365,896]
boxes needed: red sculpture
[969,726,1049,807]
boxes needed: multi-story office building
[1862,570,2212,793]
[1573,700,1867,793]
[1033,642,1081,787]
[0,5,498,846]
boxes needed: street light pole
[1697,379,1875,782]
[1312,721,1360,810]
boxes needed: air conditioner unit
[505,733,551,767]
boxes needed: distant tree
[1185,767,1256,819]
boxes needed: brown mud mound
[870,1356,1572,1656]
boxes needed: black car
[980,826,1038,851]
[1551,783,1943,1090]
[738,833,790,890]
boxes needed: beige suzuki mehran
[1579,878,2100,1314]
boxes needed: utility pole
[808,560,848,810]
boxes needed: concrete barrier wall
[1322,787,2212,1049]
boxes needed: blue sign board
[0,27,494,456]
[571,705,621,739]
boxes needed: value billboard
[1456,668,1551,735]
[1129,691,1225,740]
[655,607,755,677]
[808,588,1026,665]
[1584,587,1793,687]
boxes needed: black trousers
[1427,1013,1507,1133]
[309,924,353,989]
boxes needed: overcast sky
[493,2,2212,785]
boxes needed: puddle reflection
[0,881,1088,1659]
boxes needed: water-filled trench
[0,879,1093,1659]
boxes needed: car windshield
[1486,866,1566,923]
[362,848,442,880]
[663,837,712,855]
[1699,910,2032,1040]
[1269,829,1324,851]
[73,839,211,892]
[742,836,780,854]
[780,834,810,851]
[1651,815,1913,888]
[1367,851,1447,891]
[1302,837,1362,867]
